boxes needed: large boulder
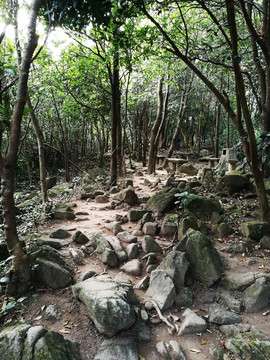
[216,174,251,195]
[145,187,179,213]
[185,230,224,286]
[94,339,139,360]
[72,275,137,337]
[186,196,223,219]
[241,221,270,241]
[179,163,197,176]
[0,324,81,360]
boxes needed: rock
[126,243,139,259]
[77,270,97,283]
[0,324,81,360]
[141,236,162,253]
[209,304,242,325]
[0,242,10,261]
[49,228,71,239]
[102,248,118,267]
[243,277,270,312]
[95,195,109,203]
[185,230,224,286]
[175,287,194,308]
[156,341,170,360]
[157,250,189,291]
[112,186,138,205]
[219,290,243,313]
[145,187,179,213]
[127,209,148,221]
[69,247,85,265]
[168,340,187,360]
[134,276,150,290]
[104,221,123,235]
[91,233,111,253]
[217,222,234,237]
[160,214,178,238]
[146,269,176,311]
[178,308,207,335]
[44,304,62,320]
[178,216,198,240]
[72,275,137,336]
[107,237,127,263]
[72,230,90,244]
[53,202,76,220]
[186,196,223,219]
[179,163,197,176]
[216,174,251,195]
[37,238,69,249]
[117,231,137,244]
[120,259,142,276]
[222,272,270,291]
[35,259,73,289]
[94,338,139,360]
[134,321,151,342]
[209,344,225,360]
[241,221,270,241]
[260,235,270,249]
[142,222,158,236]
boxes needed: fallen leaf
[201,339,207,345]
[190,349,201,354]
[59,329,70,334]
[33,315,42,321]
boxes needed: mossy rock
[18,195,42,209]
[241,222,270,241]
[48,183,73,198]
[186,196,223,219]
[216,174,252,195]
[145,187,179,213]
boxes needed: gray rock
[112,186,138,205]
[146,270,176,311]
[241,221,270,241]
[127,209,148,221]
[95,195,109,203]
[156,341,170,360]
[104,221,123,235]
[186,196,223,219]
[260,235,270,249]
[217,222,234,237]
[35,258,73,289]
[72,275,137,336]
[127,243,139,259]
[0,324,81,360]
[94,338,139,360]
[208,304,242,325]
[179,163,197,176]
[243,277,270,312]
[219,290,243,313]
[157,250,189,291]
[134,276,150,290]
[223,272,270,291]
[117,231,137,244]
[209,344,225,360]
[178,308,207,335]
[185,230,224,286]
[178,217,198,240]
[216,174,251,195]
[120,259,142,276]
[142,222,158,236]
[145,187,179,213]
[37,238,69,249]
[72,230,90,244]
[44,304,62,320]
[91,233,111,253]
[77,270,97,283]
[69,247,85,265]
[134,321,151,342]
[49,228,71,239]
[132,229,144,237]
[142,236,162,253]
[102,248,118,268]
[107,237,127,263]
[175,287,194,308]
[169,340,187,360]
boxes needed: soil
[1,162,270,360]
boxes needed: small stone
[72,230,90,244]
[178,308,207,335]
[142,236,162,253]
[102,248,118,268]
[142,222,158,236]
[120,259,142,276]
[117,231,137,244]
[49,228,71,239]
[44,304,62,320]
[127,243,139,259]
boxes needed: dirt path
[4,165,270,359]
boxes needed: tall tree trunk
[147,77,164,174]
[215,102,221,157]
[27,95,48,203]
[0,0,44,295]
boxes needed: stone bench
[205,157,220,168]
[178,152,192,161]
[156,154,166,165]
[228,159,238,172]
[166,158,187,171]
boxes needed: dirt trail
[6,165,270,359]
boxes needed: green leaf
[0,301,16,313]
[0,276,10,284]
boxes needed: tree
[0,0,45,295]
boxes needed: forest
[1,1,270,359]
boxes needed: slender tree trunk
[215,102,221,157]
[148,77,164,174]
[27,95,48,202]
[0,0,44,295]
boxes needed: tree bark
[148,77,164,174]
[0,0,44,295]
